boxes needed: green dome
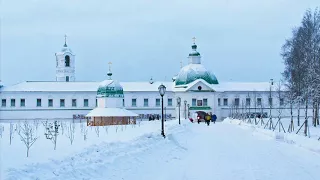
[175,64,219,86]
[97,80,124,98]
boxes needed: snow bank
[224,118,320,154]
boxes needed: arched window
[66,76,69,82]
[65,55,70,67]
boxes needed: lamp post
[269,78,274,129]
[177,97,181,124]
[184,100,187,119]
[158,84,166,138]
[187,104,190,118]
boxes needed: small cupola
[149,77,154,84]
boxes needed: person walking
[205,113,211,126]
[212,114,217,124]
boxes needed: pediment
[186,79,214,92]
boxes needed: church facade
[0,39,285,121]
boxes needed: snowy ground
[1,119,320,180]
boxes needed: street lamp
[158,84,166,138]
[269,78,274,129]
[177,97,181,124]
[184,100,187,119]
[187,104,190,118]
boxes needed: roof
[0,81,174,92]
[97,80,124,98]
[175,64,218,86]
[213,82,286,92]
[0,81,286,92]
[86,108,139,117]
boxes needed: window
[84,99,89,107]
[66,76,69,82]
[218,98,221,106]
[156,98,160,107]
[48,99,53,107]
[197,100,203,106]
[280,98,284,106]
[269,98,273,106]
[20,99,25,107]
[246,98,251,106]
[37,99,41,107]
[96,99,97,107]
[123,99,125,107]
[1,99,6,107]
[192,98,196,106]
[60,99,65,107]
[168,98,172,106]
[223,98,228,106]
[235,98,240,106]
[257,98,262,106]
[11,99,15,107]
[132,98,137,107]
[72,99,77,107]
[144,98,149,107]
[65,55,70,67]
[203,98,208,106]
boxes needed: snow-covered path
[6,121,320,180]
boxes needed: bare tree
[18,121,38,157]
[105,126,109,134]
[281,8,320,135]
[285,82,296,133]
[0,124,4,138]
[9,122,15,145]
[273,81,286,132]
[95,126,100,137]
[66,121,75,145]
[33,119,40,131]
[80,123,88,141]
[44,121,60,150]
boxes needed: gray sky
[1,0,319,85]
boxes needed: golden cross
[108,62,112,71]
[192,37,196,44]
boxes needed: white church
[0,37,285,121]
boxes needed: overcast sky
[1,0,319,85]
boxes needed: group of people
[189,112,217,126]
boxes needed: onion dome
[189,44,200,56]
[97,80,124,98]
[175,64,219,86]
[175,38,218,86]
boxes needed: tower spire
[107,62,113,80]
[64,34,67,47]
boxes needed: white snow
[86,108,139,117]
[1,118,320,180]
[1,81,281,92]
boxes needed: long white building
[0,39,287,121]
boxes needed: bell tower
[55,35,76,82]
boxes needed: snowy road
[6,121,320,180]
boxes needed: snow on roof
[86,108,139,117]
[121,81,174,92]
[0,81,174,92]
[0,81,286,92]
[0,81,100,92]
[213,82,285,92]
